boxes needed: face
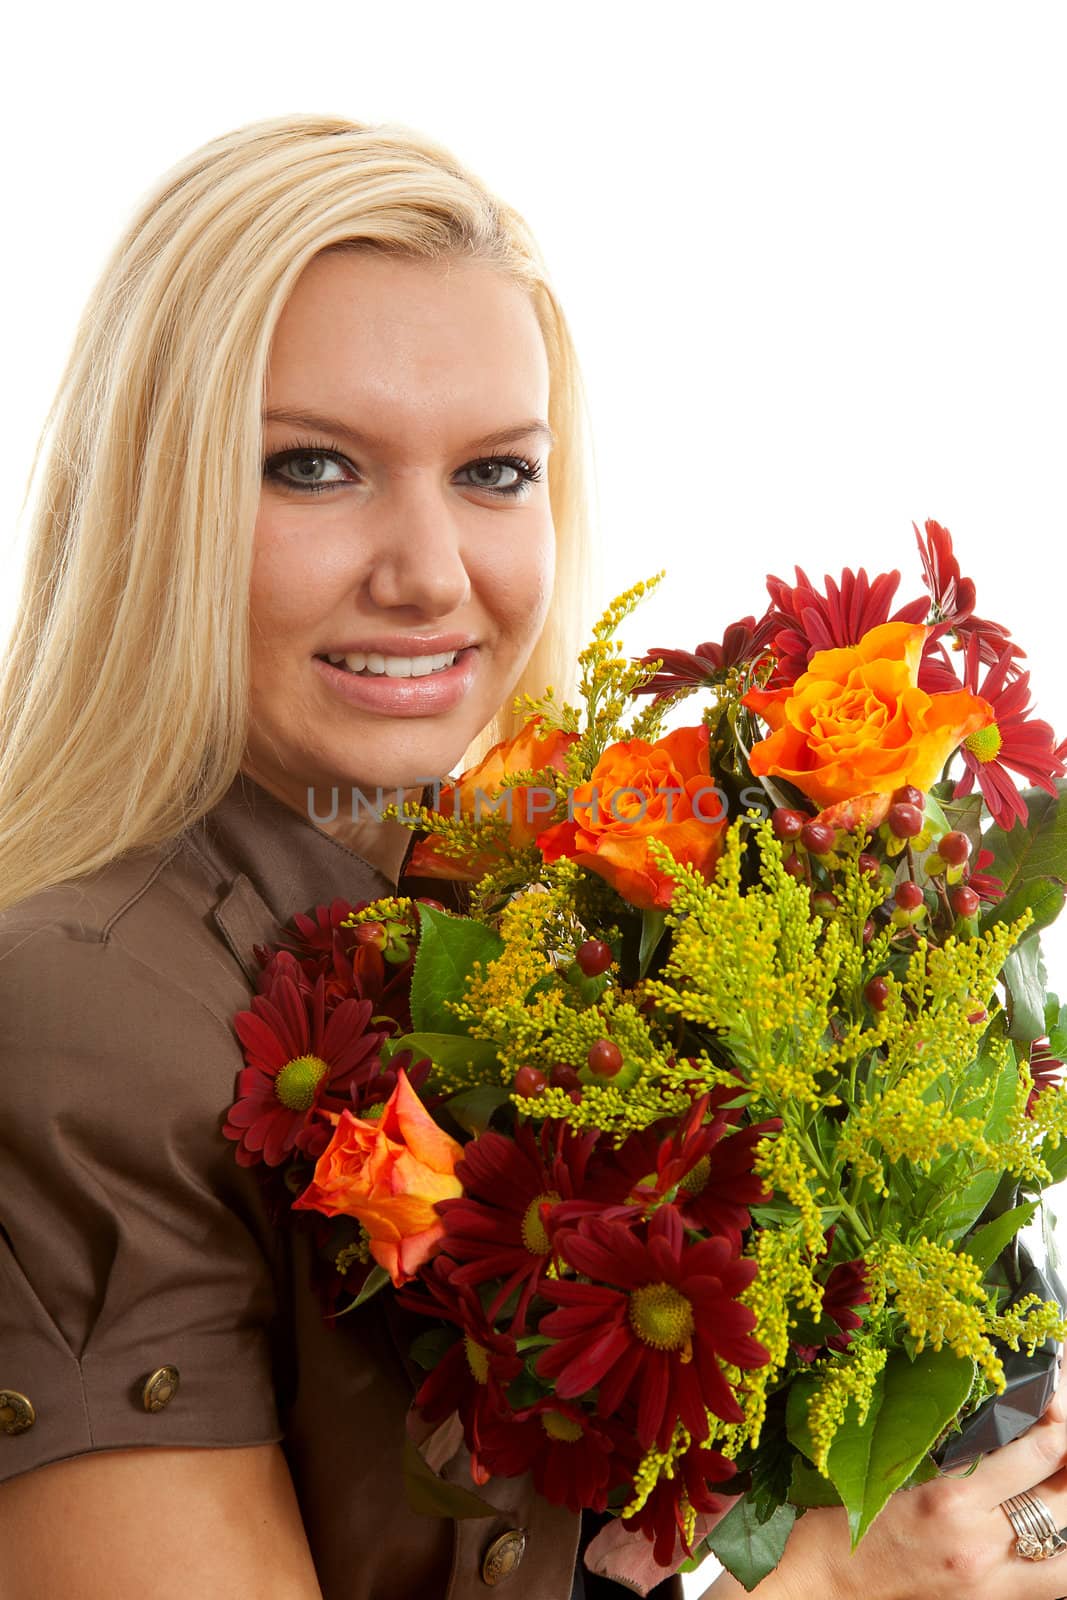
[244,248,555,816]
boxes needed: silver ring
[1000,1491,1067,1560]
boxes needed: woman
[0,113,1064,1600]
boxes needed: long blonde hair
[0,113,597,914]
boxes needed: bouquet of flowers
[224,519,1067,1590]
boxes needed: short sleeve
[0,921,285,1483]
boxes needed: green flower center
[464,1335,490,1384]
[521,1191,561,1255]
[628,1282,695,1353]
[540,1409,585,1443]
[963,722,1003,763]
[679,1156,711,1196]
[274,1053,329,1111]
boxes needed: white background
[3,6,1065,1592]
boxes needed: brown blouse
[0,771,681,1599]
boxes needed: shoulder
[0,832,257,1165]
[0,830,248,1029]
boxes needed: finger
[990,1462,1067,1589]
[949,1399,1067,1508]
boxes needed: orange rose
[406,715,578,881]
[742,621,993,808]
[291,1069,463,1286]
[536,724,726,912]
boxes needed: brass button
[142,1365,180,1412]
[0,1390,35,1435]
[481,1528,526,1585]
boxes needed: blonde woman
[0,114,1065,1600]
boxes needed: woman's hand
[702,1378,1067,1600]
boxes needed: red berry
[783,851,806,879]
[549,1062,581,1091]
[938,831,972,867]
[800,821,835,856]
[891,786,926,811]
[862,918,875,945]
[887,802,924,839]
[353,921,387,948]
[587,1038,624,1077]
[415,897,447,912]
[951,885,981,918]
[894,881,925,911]
[514,1065,547,1098]
[865,976,889,1011]
[576,939,613,977]
[858,853,882,879]
[811,890,840,916]
[772,807,807,842]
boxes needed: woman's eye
[263,446,542,498]
[265,450,350,492]
[461,460,523,491]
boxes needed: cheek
[479,517,555,636]
[248,508,339,655]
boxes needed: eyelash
[262,437,545,499]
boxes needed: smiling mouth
[314,647,471,679]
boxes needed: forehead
[264,250,550,449]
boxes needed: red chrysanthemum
[1027,1035,1065,1117]
[965,847,1005,905]
[255,903,417,1032]
[434,1118,602,1333]
[915,517,1025,672]
[619,1433,737,1567]
[914,518,976,629]
[474,1397,626,1514]
[820,1258,871,1346]
[398,1256,523,1482]
[558,1094,778,1252]
[629,614,779,703]
[613,1095,779,1249]
[223,971,388,1167]
[763,565,929,687]
[950,636,1066,829]
[536,1207,768,1452]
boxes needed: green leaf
[959,1201,1038,1273]
[788,1455,843,1508]
[410,1327,458,1371]
[389,1032,501,1081]
[704,1499,797,1591]
[1045,994,1067,1057]
[638,908,668,978]
[786,1350,974,1544]
[1040,1138,1067,1187]
[940,1171,1001,1241]
[980,783,1067,938]
[442,1083,511,1135]
[331,1262,390,1317]
[1003,933,1049,1042]
[409,903,505,1035]
[852,1348,975,1543]
[402,1434,498,1520]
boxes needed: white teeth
[326,649,461,678]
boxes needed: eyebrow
[262,407,556,452]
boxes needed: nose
[364,476,472,617]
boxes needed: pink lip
[312,646,479,716]
[318,633,477,656]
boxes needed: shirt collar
[188,769,434,927]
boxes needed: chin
[311,733,471,798]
